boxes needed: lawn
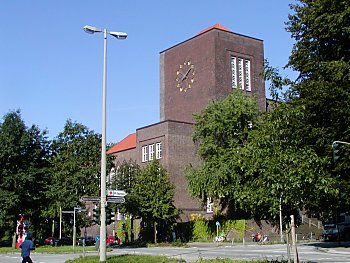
[0,245,289,263]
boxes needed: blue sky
[0,0,297,143]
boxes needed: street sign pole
[216,221,220,243]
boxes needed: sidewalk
[188,241,350,255]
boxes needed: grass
[0,245,292,263]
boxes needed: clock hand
[181,67,192,81]
[177,70,184,77]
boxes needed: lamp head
[83,25,102,34]
[109,31,128,40]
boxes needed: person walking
[19,236,34,263]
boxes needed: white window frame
[238,58,244,89]
[231,56,237,88]
[142,145,148,162]
[207,197,213,213]
[149,144,154,161]
[231,56,252,92]
[156,142,162,159]
[244,59,251,91]
[248,121,253,129]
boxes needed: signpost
[80,197,100,202]
[81,189,127,204]
[107,190,127,197]
[216,221,220,243]
[61,207,85,251]
[107,197,125,203]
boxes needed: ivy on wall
[190,214,246,241]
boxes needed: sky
[0,0,297,144]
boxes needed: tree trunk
[291,215,299,263]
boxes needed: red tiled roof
[107,133,136,154]
[196,24,232,36]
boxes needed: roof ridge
[196,24,232,36]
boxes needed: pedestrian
[20,236,34,263]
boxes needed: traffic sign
[107,190,127,197]
[80,196,100,202]
[107,197,125,203]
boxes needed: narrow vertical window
[207,197,213,213]
[231,56,237,88]
[142,145,148,162]
[244,59,251,91]
[149,144,154,161]
[156,142,162,159]
[247,121,253,129]
[238,58,244,89]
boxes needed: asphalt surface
[1,241,350,263]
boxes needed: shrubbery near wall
[190,214,246,242]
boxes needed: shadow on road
[302,241,350,248]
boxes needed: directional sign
[80,196,100,202]
[107,190,127,197]
[107,197,125,204]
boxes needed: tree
[286,0,350,153]
[131,160,179,243]
[185,89,260,214]
[285,0,350,213]
[185,86,339,221]
[108,160,139,213]
[240,103,339,220]
[47,120,104,220]
[0,110,51,238]
[108,160,138,196]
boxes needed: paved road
[0,252,91,263]
[1,243,350,263]
[109,243,350,263]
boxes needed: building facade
[108,24,266,221]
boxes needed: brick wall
[160,28,265,123]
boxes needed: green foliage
[131,160,179,242]
[186,1,350,221]
[47,120,103,218]
[186,90,259,205]
[239,103,339,219]
[109,160,138,191]
[0,110,51,238]
[109,160,140,215]
[264,59,292,102]
[192,219,211,241]
[286,0,350,78]
[186,80,340,220]
[285,0,350,157]
[284,0,350,214]
[190,217,246,242]
[220,220,245,240]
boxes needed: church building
[107,24,266,221]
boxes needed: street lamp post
[83,25,127,262]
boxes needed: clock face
[176,60,195,92]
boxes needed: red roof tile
[107,133,136,154]
[196,24,232,36]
